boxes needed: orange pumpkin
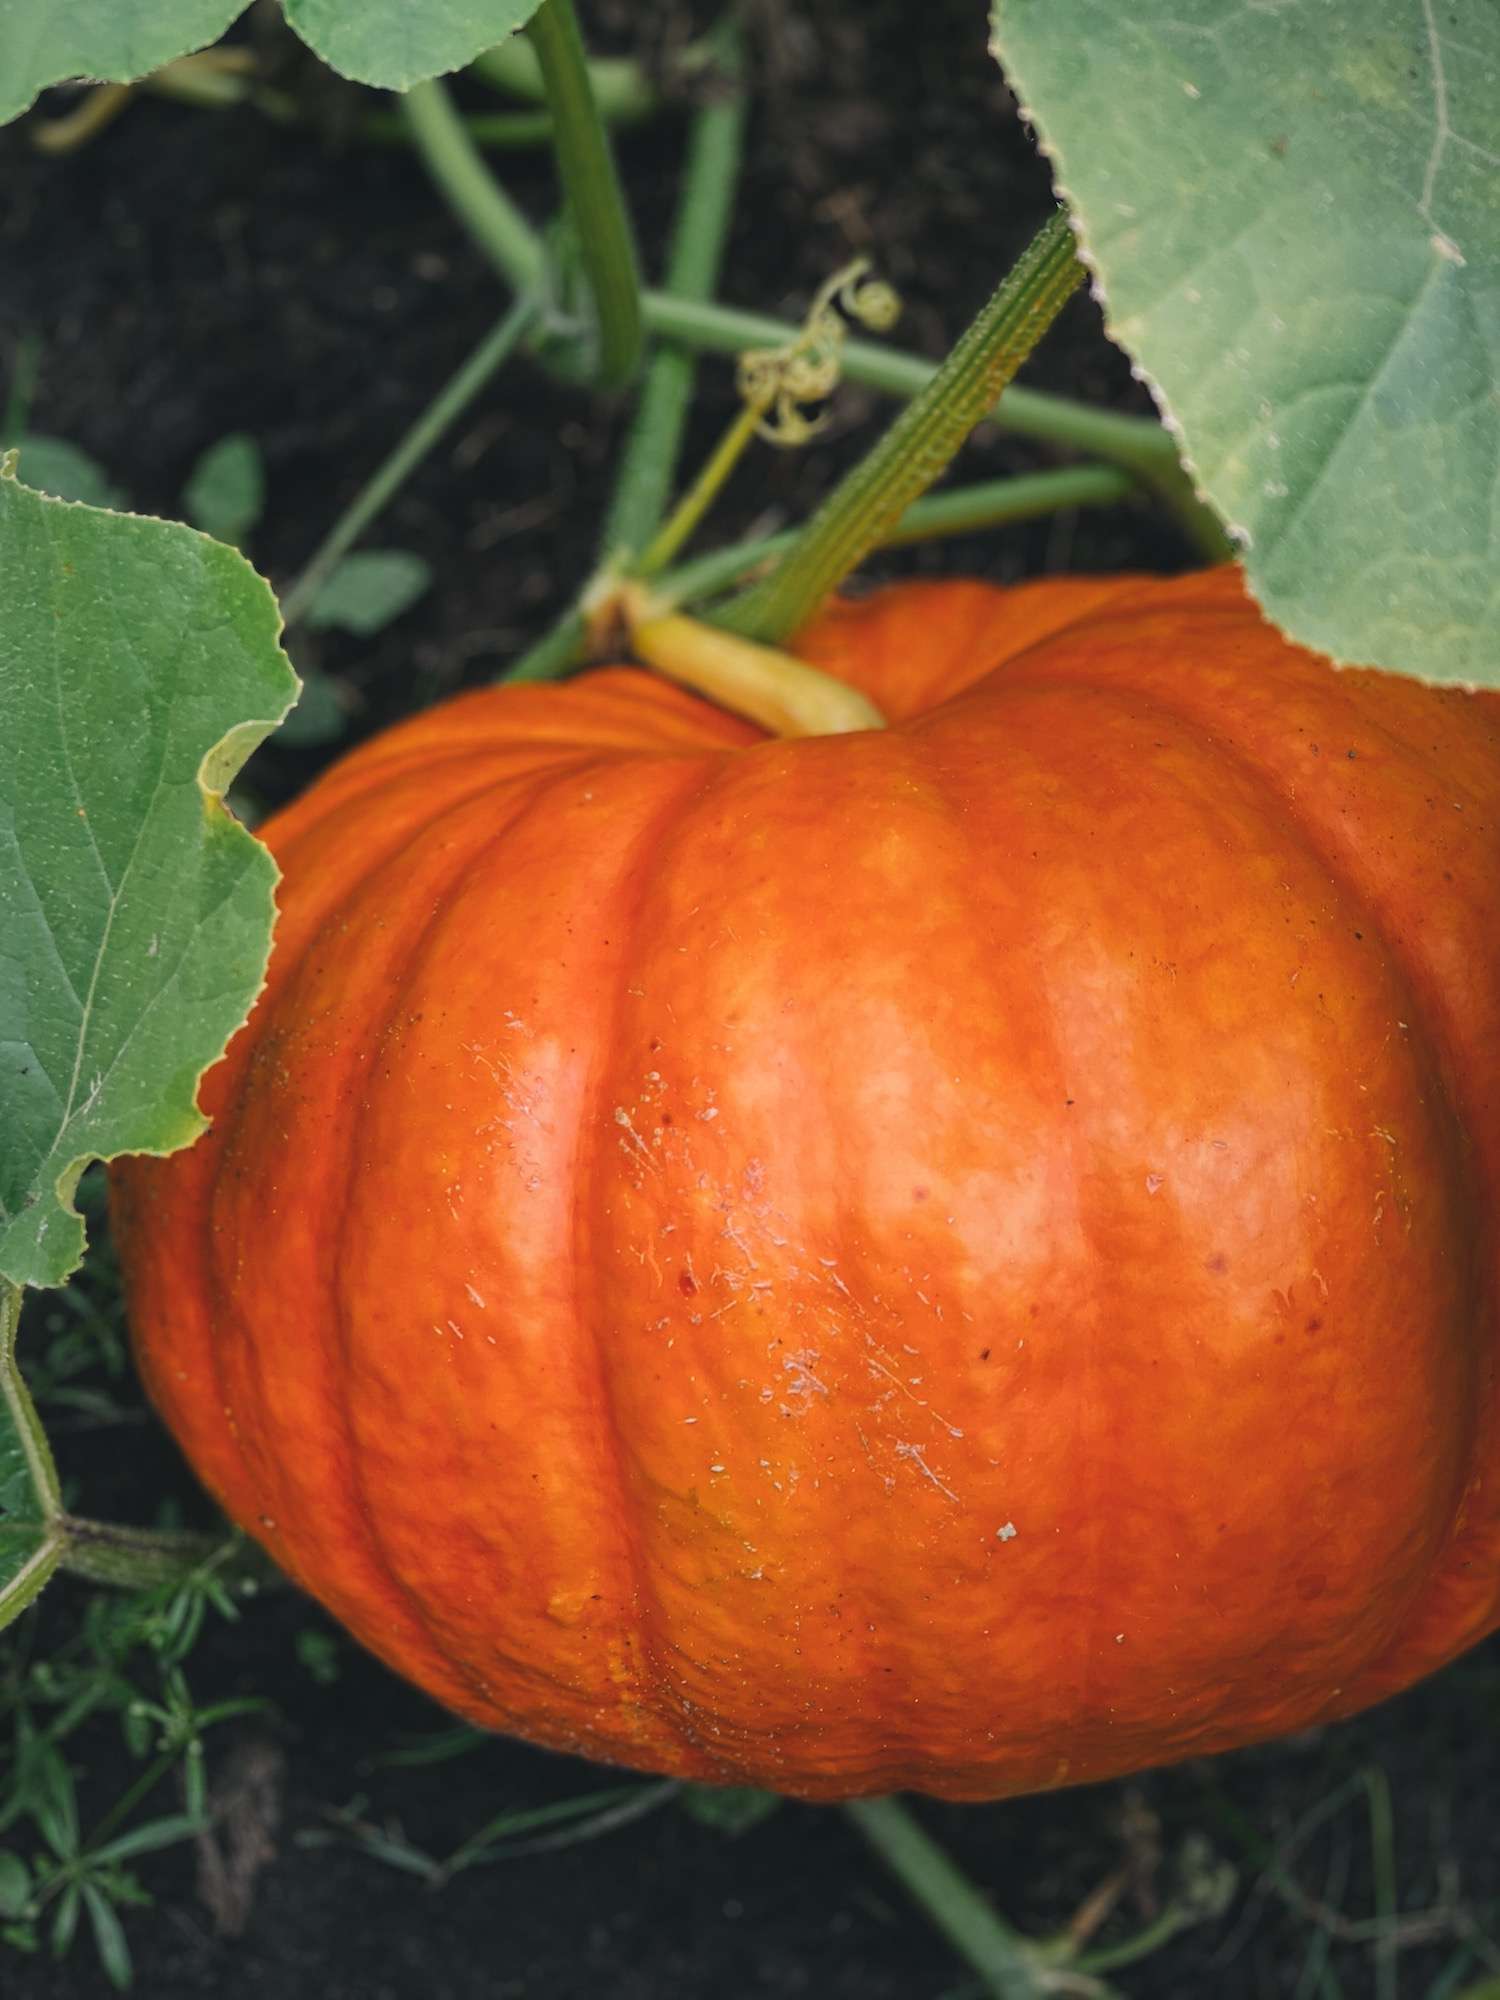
[112,566,1500,1801]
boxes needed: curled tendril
[736,258,903,447]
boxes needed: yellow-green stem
[638,403,762,574]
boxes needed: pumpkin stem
[598,578,886,737]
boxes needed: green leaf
[0,2,246,127]
[91,1814,206,1866]
[281,0,543,91]
[10,440,127,513]
[30,1744,80,1862]
[79,1882,133,1993]
[304,549,432,635]
[0,464,298,1291]
[989,0,1500,686]
[0,1852,33,1921]
[676,1785,780,1837]
[50,1881,81,1959]
[182,434,265,548]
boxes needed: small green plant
[0,1567,267,1989]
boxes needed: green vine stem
[507,607,589,685]
[140,49,297,122]
[503,464,1131,686]
[55,1518,244,1592]
[601,21,748,561]
[401,79,550,300]
[136,51,545,148]
[0,1278,64,1625]
[1,1280,260,1616]
[364,107,558,150]
[280,294,538,630]
[396,86,1220,556]
[719,210,1085,643]
[525,0,645,389]
[843,1796,1051,2000]
[664,465,1134,605]
[503,464,1133,686]
[472,34,683,125]
[640,291,1228,560]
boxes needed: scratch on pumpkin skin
[863,1336,965,1440]
[781,1348,831,1407]
[894,1440,960,1503]
[614,1106,659,1175]
[854,1422,895,1494]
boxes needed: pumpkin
[111,565,1500,1803]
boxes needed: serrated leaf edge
[0,4,248,127]
[985,9,1491,689]
[986,20,1229,545]
[282,6,538,92]
[0,476,299,1285]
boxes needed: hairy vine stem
[718,210,1087,642]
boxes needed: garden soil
[2,2,1496,1995]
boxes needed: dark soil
[2,3,1497,1996]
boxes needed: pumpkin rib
[290,670,759,796]
[122,761,555,1632]
[569,752,765,1779]
[931,659,1489,1260]
[797,572,1151,719]
[891,719,1100,1772]
[956,660,1498,1646]
[317,759,684,1714]
[921,667,1486,1696]
[240,770,590,1711]
[261,745,679,861]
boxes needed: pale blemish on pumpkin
[614,1105,659,1174]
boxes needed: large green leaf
[990,0,1500,686]
[0,463,297,1290]
[282,0,541,90]
[0,1,245,127]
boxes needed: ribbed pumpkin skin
[112,567,1500,1802]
